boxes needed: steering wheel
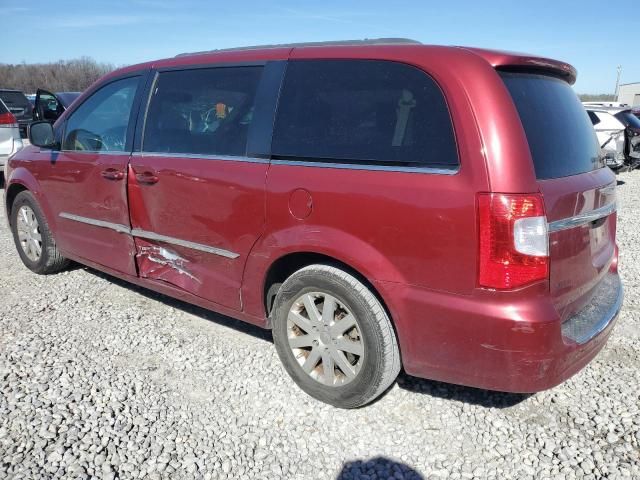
[70,129,105,152]
[101,128,126,151]
[70,127,125,152]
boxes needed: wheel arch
[263,251,391,317]
[258,251,403,364]
[5,182,29,225]
[5,169,55,230]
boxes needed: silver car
[0,98,23,179]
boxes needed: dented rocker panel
[137,243,201,287]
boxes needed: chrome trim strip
[132,151,269,164]
[131,152,458,173]
[131,228,239,259]
[270,159,459,175]
[59,212,239,259]
[59,150,129,156]
[59,213,131,234]
[564,276,623,345]
[548,202,617,233]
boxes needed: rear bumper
[378,272,622,393]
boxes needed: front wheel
[10,190,70,274]
[272,265,401,408]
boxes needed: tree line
[578,93,616,102]
[0,57,116,94]
[0,57,618,102]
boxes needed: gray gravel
[1,172,639,480]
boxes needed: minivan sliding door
[128,63,283,310]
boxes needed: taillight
[0,112,17,128]
[478,193,549,289]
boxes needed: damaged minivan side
[4,40,622,408]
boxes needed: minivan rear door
[501,72,619,324]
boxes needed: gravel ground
[0,171,639,480]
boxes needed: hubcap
[287,292,364,386]
[16,205,42,262]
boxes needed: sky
[2,0,637,93]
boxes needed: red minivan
[4,40,622,408]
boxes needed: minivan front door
[38,75,144,275]
[128,65,275,310]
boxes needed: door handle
[136,171,159,185]
[101,168,125,181]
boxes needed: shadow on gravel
[84,268,530,408]
[338,457,424,480]
[84,268,273,342]
[396,372,531,408]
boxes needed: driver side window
[63,76,140,152]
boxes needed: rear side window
[500,72,601,179]
[272,60,459,169]
[0,99,7,114]
[143,67,263,157]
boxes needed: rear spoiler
[457,47,577,85]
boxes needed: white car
[585,108,627,170]
[0,98,23,179]
[582,101,630,108]
[585,105,640,171]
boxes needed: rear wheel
[272,264,400,408]
[10,190,69,274]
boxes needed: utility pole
[614,65,622,99]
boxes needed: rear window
[0,100,7,114]
[272,60,459,169]
[500,72,602,179]
[0,90,31,109]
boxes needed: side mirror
[29,121,58,149]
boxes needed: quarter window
[63,76,140,152]
[272,60,459,168]
[143,67,263,157]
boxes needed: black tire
[10,190,70,274]
[272,264,401,408]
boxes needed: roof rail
[176,38,421,57]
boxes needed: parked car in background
[0,99,23,179]
[0,89,33,138]
[33,90,81,124]
[583,101,630,108]
[585,106,640,171]
[5,41,622,408]
[586,108,627,171]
